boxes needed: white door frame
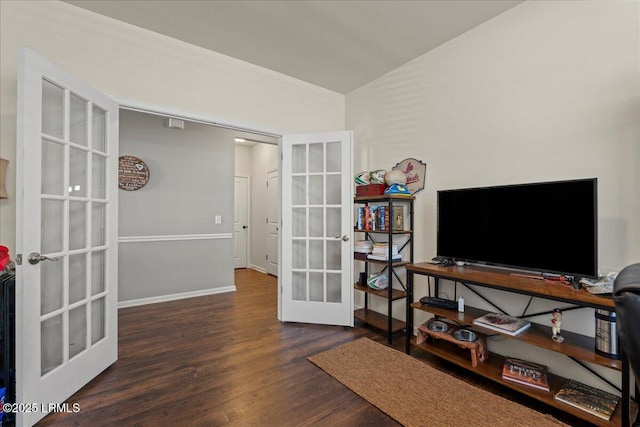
[114,98,283,139]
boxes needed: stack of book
[367,243,402,261]
[355,206,404,231]
[353,240,373,254]
[472,312,532,336]
[554,379,619,421]
[501,357,550,391]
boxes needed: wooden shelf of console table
[406,262,614,309]
[411,303,622,371]
[354,308,405,333]
[410,336,637,427]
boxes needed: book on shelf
[472,312,531,336]
[391,206,404,231]
[501,357,549,391]
[356,207,365,230]
[353,240,373,254]
[371,243,398,255]
[367,253,402,261]
[553,379,619,421]
[355,205,404,232]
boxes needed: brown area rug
[308,338,567,427]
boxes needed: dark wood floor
[36,269,586,426]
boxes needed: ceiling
[64,0,522,94]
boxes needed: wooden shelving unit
[353,194,414,343]
[405,262,638,427]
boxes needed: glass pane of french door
[39,79,109,374]
[291,141,343,304]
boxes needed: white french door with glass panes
[16,48,119,426]
[280,132,353,326]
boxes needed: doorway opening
[233,135,279,275]
[117,105,279,308]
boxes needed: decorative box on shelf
[355,184,386,196]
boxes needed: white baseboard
[118,286,237,308]
[249,264,267,274]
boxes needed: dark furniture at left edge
[1,271,15,426]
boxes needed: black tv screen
[437,178,598,278]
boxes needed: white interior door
[16,48,119,426]
[234,176,249,269]
[280,131,353,326]
[266,169,279,276]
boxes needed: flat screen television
[437,178,598,279]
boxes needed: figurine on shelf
[551,308,565,343]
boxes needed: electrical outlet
[215,215,222,224]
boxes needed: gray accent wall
[118,109,235,303]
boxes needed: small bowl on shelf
[426,320,449,333]
[451,329,478,342]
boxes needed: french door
[16,48,119,426]
[280,132,353,326]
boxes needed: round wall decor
[118,155,150,191]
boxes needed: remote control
[420,296,457,310]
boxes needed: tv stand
[405,262,637,427]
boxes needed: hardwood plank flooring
[35,269,587,426]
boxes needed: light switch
[215,215,222,224]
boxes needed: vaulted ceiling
[65,1,522,94]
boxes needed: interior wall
[118,110,235,303]
[235,145,253,177]
[346,1,639,392]
[0,0,345,253]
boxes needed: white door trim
[113,97,284,139]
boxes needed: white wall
[0,0,345,252]
[347,1,639,392]
[235,145,253,177]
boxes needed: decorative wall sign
[392,158,426,194]
[118,155,150,191]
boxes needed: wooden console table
[404,262,637,427]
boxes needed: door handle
[334,235,350,242]
[242,226,247,229]
[28,252,61,265]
